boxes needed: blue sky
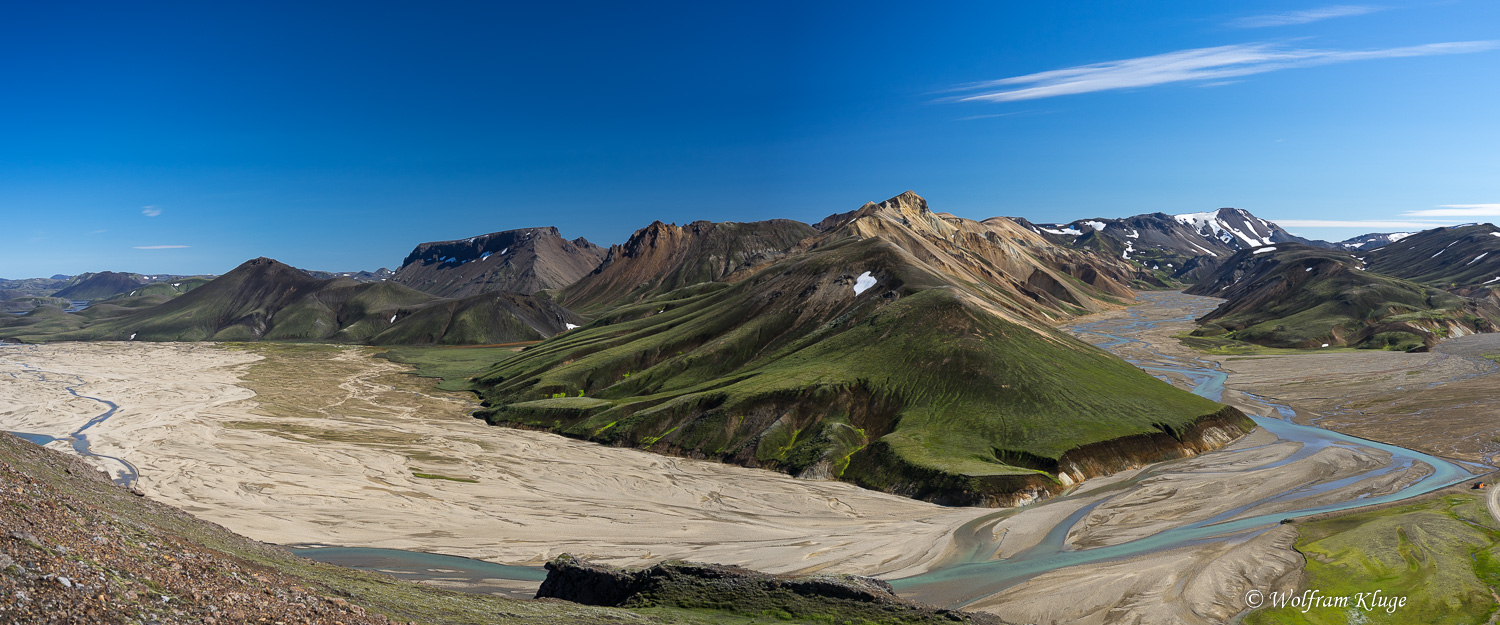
[2,1,1497,277]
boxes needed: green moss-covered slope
[1246,491,1500,625]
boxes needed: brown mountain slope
[559,219,817,312]
[807,191,1138,325]
[393,227,605,298]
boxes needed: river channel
[4,344,139,487]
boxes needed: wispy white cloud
[960,112,1024,121]
[141,206,162,217]
[948,40,1499,103]
[132,245,189,250]
[1228,5,1379,29]
[1403,203,1500,217]
[1275,219,1458,229]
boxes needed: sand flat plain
[0,341,992,578]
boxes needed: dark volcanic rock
[537,554,1004,624]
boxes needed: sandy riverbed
[0,342,991,578]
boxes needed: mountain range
[7,191,1500,503]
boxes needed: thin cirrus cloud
[1227,5,1380,29]
[141,206,162,217]
[947,40,1499,103]
[1403,204,1500,217]
[132,245,190,250]
[1275,219,1458,229]
[1278,204,1500,230]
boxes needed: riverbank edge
[846,406,1256,507]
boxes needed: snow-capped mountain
[1012,208,1329,282]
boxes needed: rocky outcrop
[536,554,1003,624]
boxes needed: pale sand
[970,525,1304,625]
[1491,480,1500,526]
[0,342,991,577]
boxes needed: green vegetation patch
[1247,493,1500,625]
[411,470,479,483]
[378,345,528,391]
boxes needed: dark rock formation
[536,554,1004,624]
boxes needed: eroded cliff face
[559,219,818,311]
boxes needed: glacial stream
[4,344,139,488]
[889,291,1481,608]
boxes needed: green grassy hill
[472,194,1247,506]
[369,290,582,345]
[1186,244,1495,350]
[0,296,72,314]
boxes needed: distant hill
[1337,231,1415,251]
[52,271,149,300]
[302,267,395,282]
[472,191,1248,506]
[1016,207,1331,284]
[559,219,817,312]
[393,227,605,298]
[0,257,579,345]
[1363,224,1500,292]
[0,276,73,299]
[0,296,71,314]
[1185,244,1497,350]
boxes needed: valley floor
[0,341,993,589]
[0,291,1494,624]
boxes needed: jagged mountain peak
[560,218,818,310]
[1170,207,1289,249]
